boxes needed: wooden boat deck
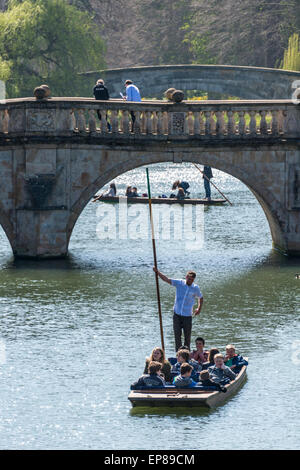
[94,196,227,205]
[128,362,247,408]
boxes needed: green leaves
[0,0,105,97]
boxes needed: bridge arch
[66,149,286,255]
[83,65,300,99]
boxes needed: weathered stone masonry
[0,97,300,258]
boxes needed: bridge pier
[0,97,300,258]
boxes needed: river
[0,162,299,450]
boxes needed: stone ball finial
[164,88,185,103]
[34,86,47,100]
[171,90,184,103]
[40,84,51,98]
[164,88,176,101]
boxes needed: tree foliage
[186,0,300,68]
[0,0,105,97]
[281,33,300,71]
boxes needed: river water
[0,162,299,450]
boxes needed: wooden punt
[128,362,247,409]
[93,196,227,205]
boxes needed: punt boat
[128,361,247,409]
[93,196,227,205]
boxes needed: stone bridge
[0,96,300,258]
[83,65,300,99]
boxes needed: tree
[186,0,300,68]
[137,0,194,65]
[0,0,105,97]
[281,33,300,71]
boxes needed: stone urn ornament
[164,88,184,103]
[33,84,51,100]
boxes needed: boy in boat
[203,166,213,201]
[224,344,248,374]
[208,353,236,385]
[131,361,166,389]
[171,348,201,380]
[173,363,198,388]
[190,337,209,364]
[198,370,227,393]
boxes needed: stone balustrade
[0,98,299,139]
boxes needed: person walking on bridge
[153,267,203,351]
[124,79,141,131]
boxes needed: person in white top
[153,268,204,351]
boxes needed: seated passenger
[224,344,248,374]
[103,182,117,197]
[202,348,220,370]
[208,353,236,385]
[171,348,201,379]
[199,370,227,393]
[130,187,139,197]
[131,361,166,389]
[172,180,190,195]
[173,363,198,388]
[190,336,209,364]
[143,347,172,383]
[176,187,185,200]
[125,186,132,197]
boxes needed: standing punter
[153,268,203,351]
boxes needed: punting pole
[192,163,233,206]
[146,168,165,351]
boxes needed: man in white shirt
[153,268,204,351]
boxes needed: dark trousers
[97,110,111,131]
[204,178,211,198]
[173,313,192,352]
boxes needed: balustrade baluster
[205,111,211,135]
[249,110,257,135]
[227,111,235,136]
[271,110,279,135]
[88,109,97,133]
[141,111,146,134]
[193,111,200,135]
[279,110,287,135]
[122,110,130,134]
[238,111,246,136]
[69,110,76,131]
[111,109,119,133]
[260,110,268,135]
[199,112,205,134]
[184,112,189,135]
[216,111,224,136]
[100,110,107,134]
[157,111,163,135]
[163,111,169,135]
[146,110,152,134]
[77,109,86,132]
[210,112,216,135]
[133,110,141,134]
[152,111,158,135]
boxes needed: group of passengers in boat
[92,171,213,202]
[131,340,248,391]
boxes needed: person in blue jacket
[224,345,248,374]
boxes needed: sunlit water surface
[0,163,299,449]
